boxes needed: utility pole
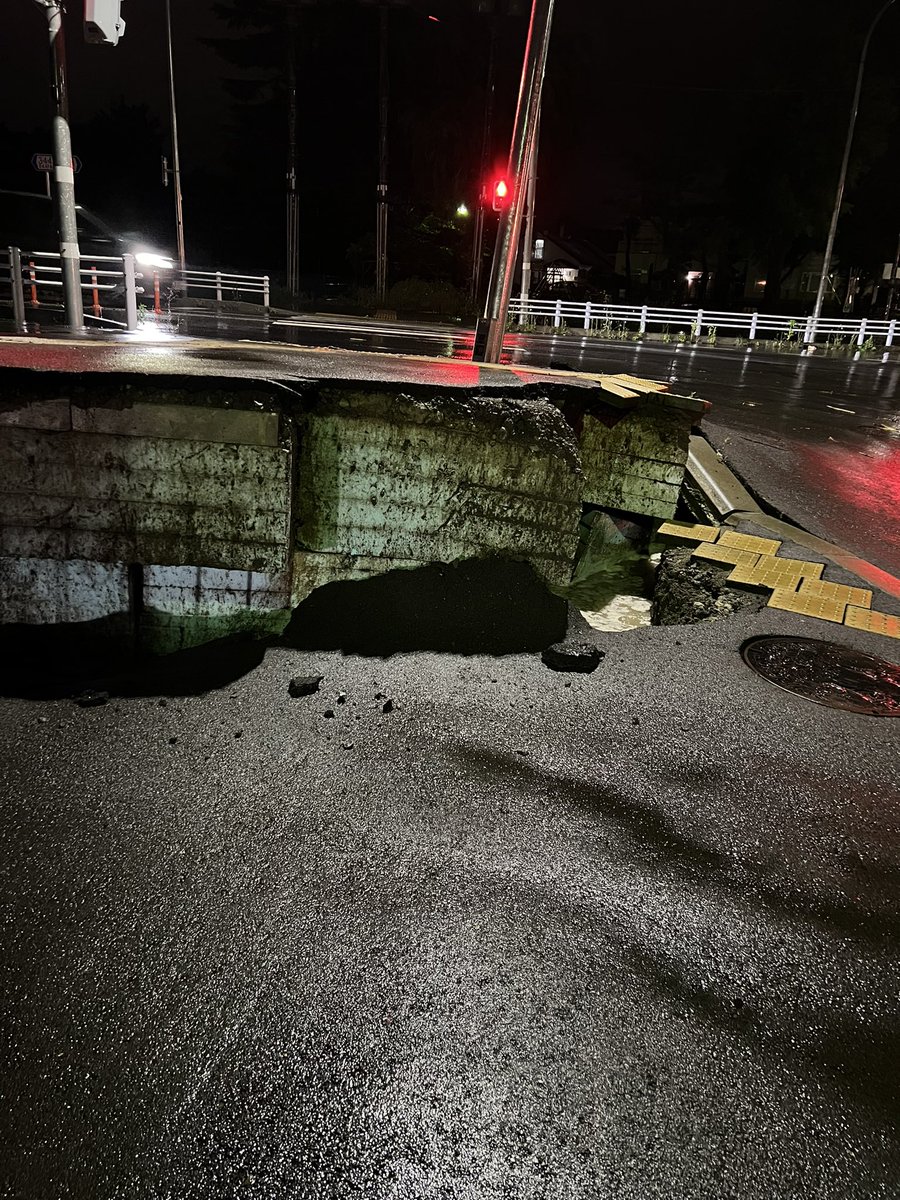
[885,232,900,316]
[286,3,300,299]
[375,3,390,306]
[34,0,83,332]
[472,0,555,363]
[810,0,896,341]
[470,9,499,305]
[518,109,540,314]
[165,0,187,273]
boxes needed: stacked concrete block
[294,387,583,601]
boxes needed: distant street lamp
[810,0,896,339]
[456,202,470,218]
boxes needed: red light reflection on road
[805,442,900,527]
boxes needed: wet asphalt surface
[2,322,900,1197]
[3,599,900,1200]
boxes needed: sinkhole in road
[741,635,900,717]
[557,509,658,634]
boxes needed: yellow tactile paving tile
[718,529,782,556]
[728,556,824,590]
[768,587,846,623]
[844,606,900,639]
[692,543,760,568]
[797,578,873,609]
[657,520,720,543]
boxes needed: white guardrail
[508,298,899,348]
[0,245,269,332]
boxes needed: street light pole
[810,0,896,340]
[165,0,187,274]
[34,0,83,332]
[375,3,390,306]
[472,0,555,363]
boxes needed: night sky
[1,1,898,298]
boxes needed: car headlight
[135,252,175,269]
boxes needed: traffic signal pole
[34,0,84,332]
[472,0,554,363]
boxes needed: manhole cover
[741,635,900,716]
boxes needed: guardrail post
[694,308,703,340]
[123,254,138,331]
[749,311,759,341]
[263,274,270,310]
[583,301,592,331]
[639,304,648,335]
[216,270,223,303]
[153,271,161,315]
[856,317,867,347]
[8,246,27,333]
[887,318,896,348]
[553,299,562,328]
[90,265,101,320]
[28,259,39,307]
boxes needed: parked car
[0,189,173,270]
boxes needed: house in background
[527,230,617,295]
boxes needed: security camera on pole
[30,0,125,333]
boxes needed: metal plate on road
[741,635,900,716]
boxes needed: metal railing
[175,268,269,307]
[2,245,141,331]
[508,297,899,348]
[1,247,270,333]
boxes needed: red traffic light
[491,177,509,212]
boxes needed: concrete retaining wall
[0,375,597,653]
[294,387,582,597]
[1,386,292,652]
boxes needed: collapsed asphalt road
[3,599,899,1199]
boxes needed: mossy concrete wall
[0,383,292,653]
[0,375,589,653]
[294,387,582,598]
[573,394,699,520]
[0,372,702,653]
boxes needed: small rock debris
[381,699,394,714]
[288,674,324,698]
[541,640,605,674]
[323,709,335,719]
